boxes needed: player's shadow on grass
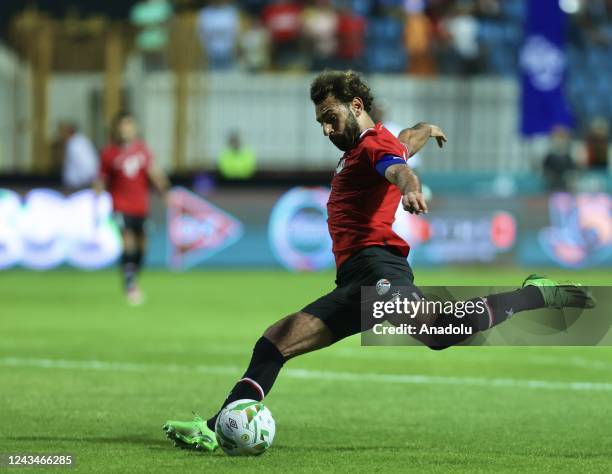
[8,435,167,448]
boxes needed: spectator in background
[579,0,612,47]
[58,121,99,190]
[240,15,271,72]
[218,131,256,179]
[475,0,501,19]
[542,127,576,192]
[403,0,436,75]
[302,0,338,71]
[197,0,239,70]
[262,0,303,69]
[441,0,481,76]
[241,0,269,16]
[583,117,609,170]
[335,2,366,70]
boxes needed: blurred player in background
[163,71,594,451]
[94,112,170,305]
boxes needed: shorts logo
[376,279,391,295]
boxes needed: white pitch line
[132,343,612,372]
[1,357,612,392]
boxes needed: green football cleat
[162,414,218,452]
[522,274,596,310]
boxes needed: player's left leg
[123,216,146,305]
[403,274,595,349]
[357,247,595,349]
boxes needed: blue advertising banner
[1,187,611,270]
[520,0,573,136]
[0,188,120,270]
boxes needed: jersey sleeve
[363,133,409,176]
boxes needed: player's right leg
[162,247,396,452]
[163,311,334,451]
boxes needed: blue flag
[520,0,573,136]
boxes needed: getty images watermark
[371,296,487,336]
[360,285,612,347]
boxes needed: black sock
[134,250,143,273]
[482,286,545,329]
[206,337,285,431]
[121,251,137,290]
[415,287,545,349]
[450,287,545,334]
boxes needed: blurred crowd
[196,0,612,76]
[193,0,612,139]
[198,0,504,75]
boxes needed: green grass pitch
[1,268,612,473]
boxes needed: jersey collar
[358,122,382,141]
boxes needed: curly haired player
[163,71,594,451]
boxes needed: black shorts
[302,246,422,342]
[113,213,146,235]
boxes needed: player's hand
[402,191,428,215]
[429,125,447,148]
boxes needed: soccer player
[95,111,170,305]
[163,71,595,450]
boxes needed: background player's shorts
[302,246,422,342]
[113,212,146,235]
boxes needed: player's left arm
[147,164,171,204]
[384,163,428,215]
[397,122,447,157]
[143,145,171,204]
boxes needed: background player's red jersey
[327,123,410,268]
[100,140,153,217]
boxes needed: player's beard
[330,112,361,152]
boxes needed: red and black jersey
[99,140,153,217]
[327,123,411,268]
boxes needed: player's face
[315,96,361,152]
[117,117,138,144]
